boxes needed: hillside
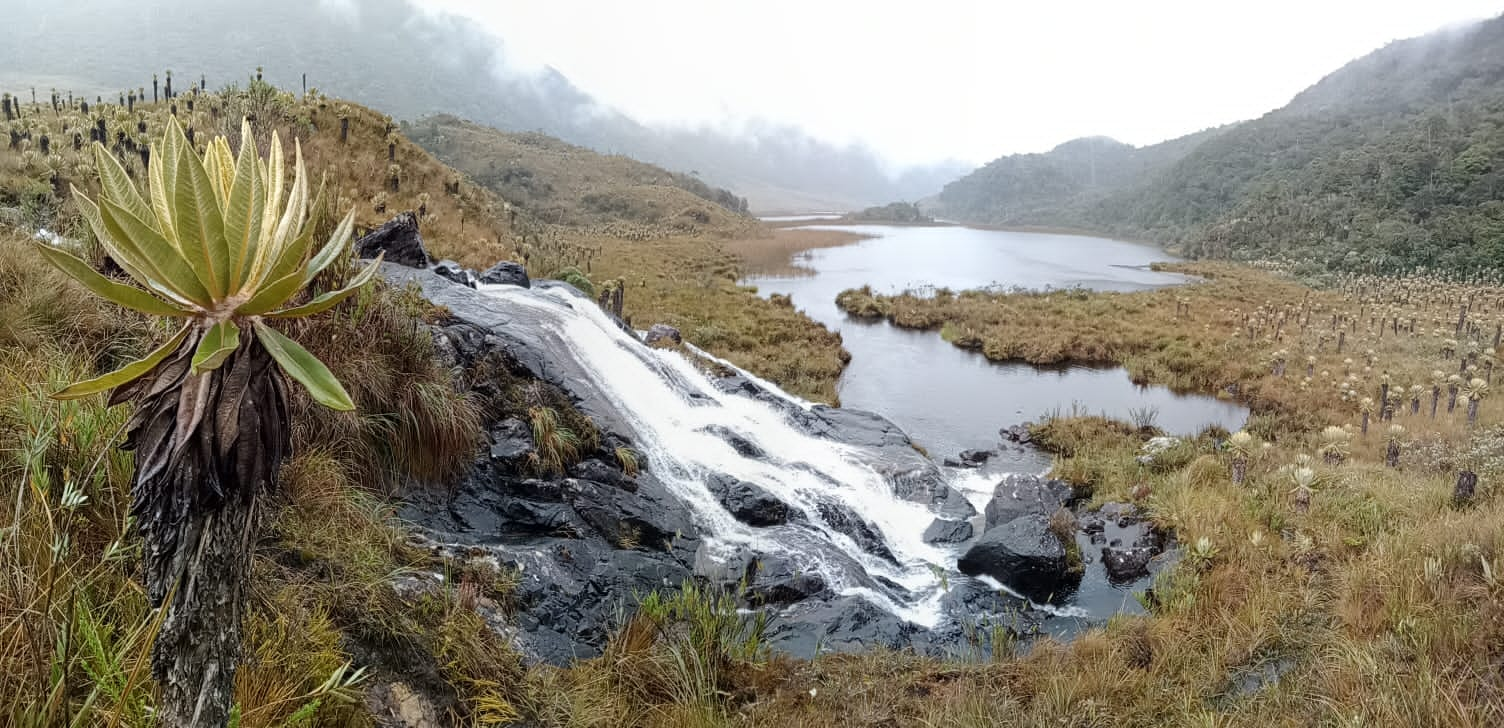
[936,13,1504,273]
[929,130,1225,225]
[0,0,966,210]
[406,115,754,236]
[0,77,522,270]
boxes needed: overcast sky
[417,1,1501,167]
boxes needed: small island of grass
[843,200,937,224]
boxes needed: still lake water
[744,224,1249,470]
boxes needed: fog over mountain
[932,13,1504,272]
[0,0,965,210]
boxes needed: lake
[742,223,1249,470]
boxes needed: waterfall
[480,283,976,627]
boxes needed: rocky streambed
[364,229,1174,665]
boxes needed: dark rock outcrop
[984,474,1073,530]
[999,424,1033,445]
[570,458,637,493]
[958,514,1080,603]
[1080,502,1167,584]
[1102,546,1155,582]
[644,323,682,347]
[479,261,531,288]
[431,259,476,287]
[707,474,789,527]
[958,449,994,467]
[486,418,534,469]
[814,501,897,564]
[763,596,925,658]
[699,425,766,459]
[569,473,697,551]
[922,517,974,544]
[747,555,828,605]
[357,212,430,268]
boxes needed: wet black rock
[922,517,974,544]
[487,418,534,469]
[644,323,682,347]
[814,501,898,564]
[356,212,430,268]
[432,259,476,287]
[922,577,1038,656]
[984,474,1073,530]
[763,595,924,658]
[958,514,1079,604]
[747,555,828,605]
[999,424,1033,445]
[958,449,994,467]
[1101,546,1156,582]
[569,474,697,551]
[707,474,790,527]
[700,425,766,459]
[1085,502,1166,584]
[479,260,531,288]
[570,458,637,493]
[493,536,698,665]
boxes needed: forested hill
[927,131,1226,226]
[935,13,1504,274]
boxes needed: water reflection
[743,224,1247,466]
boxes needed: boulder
[644,323,682,347]
[999,424,1033,445]
[479,261,531,288]
[432,259,476,287]
[487,418,534,470]
[983,474,1073,529]
[959,449,994,467]
[748,555,828,605]
[958,514,1079,603]
[922,518,974,544]
[815,501,897,564]
[569,475,697,551]
[1101,546,1155,583]
[1088,502,1164,584]
[356,212,430,268]
[570,458,637,493]
[707,474,790,527]
[762,595,923,658]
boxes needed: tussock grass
[726,226,870,278]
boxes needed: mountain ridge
[933,12,1504,272]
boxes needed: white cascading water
[481,283,994,626]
